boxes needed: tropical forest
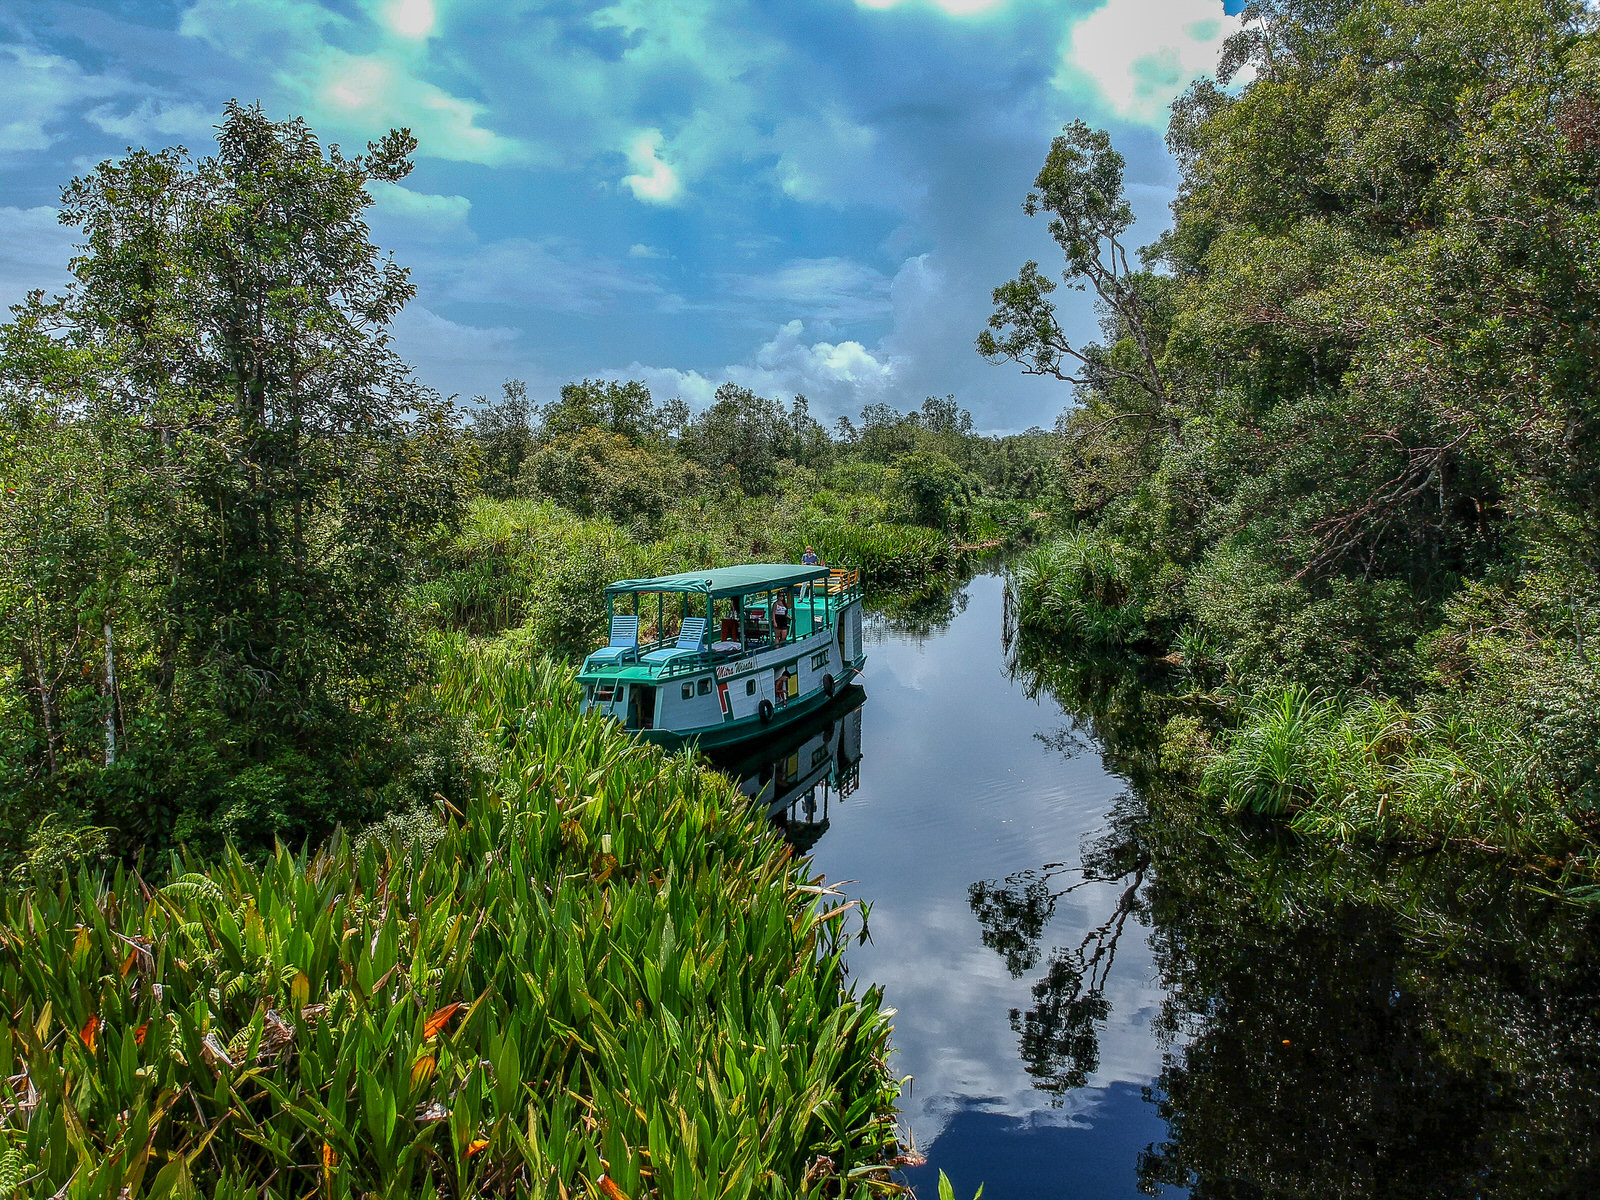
[1,0,1598,1197]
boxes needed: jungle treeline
[0,103,1053,869]
[0,103,978,1200]
[993,0,1600,864]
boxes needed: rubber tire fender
[758,699,775,723]
[822,673,836,698]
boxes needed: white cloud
[627,243,668,259]
[607,320,898,418]
[745,319,896,391]
[619,365,718,408]
[0,207,78,315]
[369,181,471,231]
[85,99,218,145]
[726,257,893,323]
[621,128,681,204]
[380,0,438,40]
[0,44,127,153]
[311,49,525,165]
[1059,0,1239,125]
[179,0,527,167]
[531,0,783,199]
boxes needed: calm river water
[720,571,1600,1199]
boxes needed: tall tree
[1,102,471,855]
[471,378,536,499]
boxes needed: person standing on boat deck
[801,546,822,598]
[773,591,790,643]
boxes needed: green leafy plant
[0,649,903,1197]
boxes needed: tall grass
[0,646,902,1198]
[1200,685,1575,855]
[797,522,955,590]
[1007,532,1145,648]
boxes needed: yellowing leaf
[410,1053,436,1089]
[78,1014,99,1052]
[290,971,310,1010]
[597,1174,631,1200]
[466,1138,489,1157]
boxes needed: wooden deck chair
[642,616,708,666]
[587,614,640,664]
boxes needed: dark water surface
[721,571,1600,1199]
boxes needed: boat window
[581,684,594,704]
[746,678,756,696]
[698,678,712,696]
[596,683,616,702]
[811,650,829,670]
[681,682,694,700]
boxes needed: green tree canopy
[0,101,472,857]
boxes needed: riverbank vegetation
[0,646,902,1198]
[419,382,1054,659]
[0,104,475,867]
[0,103,929,1196]
[0,100,1031,1197]
[991,0,1600,868]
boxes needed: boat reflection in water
[708,685,865,853]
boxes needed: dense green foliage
[433,380,1055,661]
[0,104,471,865]
[993,0,1600,861]
[0,648,902,1197]
[470,377,1054,542]
[0,104,1055,871]
[0,103,965,1200]
[985,628,1600,1196]
[417,498,959,661]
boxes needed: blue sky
[0,0,1242,432]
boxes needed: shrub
[1010,532,1146,647]
[1201,686,1579,855]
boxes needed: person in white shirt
[773,592,789,643]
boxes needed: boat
[578,562,866,749]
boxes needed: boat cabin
[578,562,865,749]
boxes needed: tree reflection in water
[969,856,1144,1098]
[864,578,970,647]
[976,620,1600,1197]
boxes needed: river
[718,570,1600,1198]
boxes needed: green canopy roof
[605,563,827,600]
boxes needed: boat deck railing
[582,566,862,681]
[824,567,861,602]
